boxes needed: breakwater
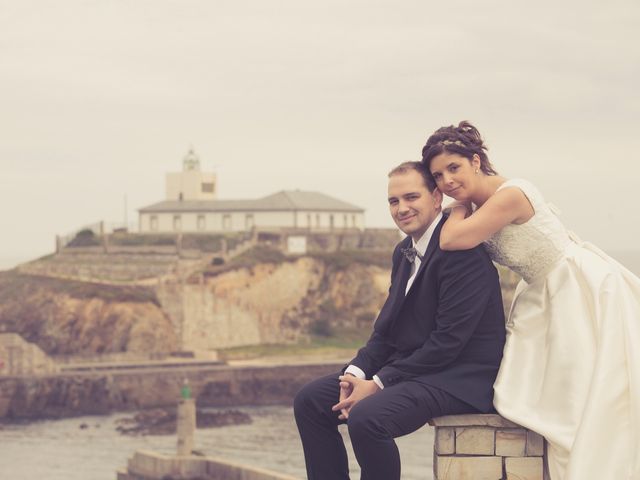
[0,361,345,419]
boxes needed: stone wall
[53,351,173,365]
[17,252,179,283]
[181,258,325,350]
[301,228,400,252]
[155,278,187,349]
[0,333,59,376]
[430,414,547,480]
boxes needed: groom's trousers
[293,372,478,480]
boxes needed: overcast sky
[2,0,639,269]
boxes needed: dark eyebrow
[432,161,459,173]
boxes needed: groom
[293,161,506,480]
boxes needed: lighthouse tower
[165,148,217,201]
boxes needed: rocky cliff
[0,272,178,355]
[0,249,519,357]
[0,251,392,356]
[171,253,391,351]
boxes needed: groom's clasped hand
[331,374,380,420]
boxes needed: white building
[138,150,365,233]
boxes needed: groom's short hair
[388,161,436,192]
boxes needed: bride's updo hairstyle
[421,121,498,176]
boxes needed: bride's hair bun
[456,121,483,146]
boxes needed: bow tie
[401,247,423,263]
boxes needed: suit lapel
[380,237,412,324]
[391,237,412,300]
[395,250,412,296]
[411,215,445,284]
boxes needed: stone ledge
[429,413,521,428]
[496,429,527,456]
[455,427,495,455]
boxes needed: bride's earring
[475,169,479,174]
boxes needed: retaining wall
[0,361,344,419]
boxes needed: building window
[173,215,182,231]
[307,214,311,229]
[201,182,214,193]
[197,215,205,231]
[343,214,348,229]
[352,215,357,227]
[150,215,158,231]
[223,214,231,231]
[329,214,334,230]
[245,214,254,230]
[316,214,321,228]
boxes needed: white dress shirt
[346,212,443,389]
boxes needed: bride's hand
[443,200,471,217]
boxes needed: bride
[420,121,639,480]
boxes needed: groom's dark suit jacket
[349,216,506,412]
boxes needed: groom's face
[388,169,442,242]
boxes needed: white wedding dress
[485,179,640,480]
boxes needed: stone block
[436,455,502,480]
[505,457,544,480]
[496,429,527,456]
[128,450,161,477]
[174,456,208,477]
[455,427,495,455]
[435,427,455,455]
[526,430,545,456]
[154,455,175,476]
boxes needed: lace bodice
[483,179,572,283]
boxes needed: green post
[181,378,191,399]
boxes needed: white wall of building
[139,210,365,233]
[294,211,364,229]
[165,170,217,201]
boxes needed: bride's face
[429,152,481,201]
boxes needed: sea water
[0,405,434,480]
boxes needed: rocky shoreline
[115,407,252,435]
